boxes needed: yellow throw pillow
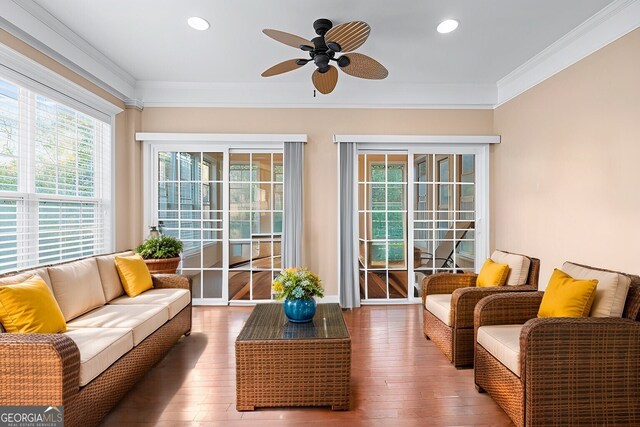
[0,275,66,333]
[538,269,598,318]
[115,254,153,297]
[476,258,510,287]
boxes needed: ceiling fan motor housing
[313,18,333,36]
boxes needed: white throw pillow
[490,250,531,286]
[562,262,630,318]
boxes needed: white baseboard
[319,295,340,303]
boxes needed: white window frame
[335,134,498,305]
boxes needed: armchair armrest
[518,317,640,424]
[474,292,544,328]
[152,274,192,291]
[421,273,477,305]
[451,285,536,328]
[0,333,80,405]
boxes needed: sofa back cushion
[563,262,631,318]
[0,268,53,291]
[48,258,106,321]
[490,250,531,286]
[96,251,134,301]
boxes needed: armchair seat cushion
[68,304,168,345]
[425,294,452,326]
[110,288,190,319]
[477,324,523,377]
[65,327,133,386]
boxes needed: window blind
[0,76,112,272]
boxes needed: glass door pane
[158,151,224,300]
[413,154,476,297]
[228,152,282,301]
[358,153,408,300]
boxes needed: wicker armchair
[474,264,640,427]
[422,250,540,368]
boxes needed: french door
[145,143,283,305]
[357,145,488,303]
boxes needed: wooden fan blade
[340,53,388,79]
[325,21,370,52]
[263,29,313,49]
[261,59,306,77]
[312,66,338,94]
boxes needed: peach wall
[492,28,640,288]
[141,108,494,294]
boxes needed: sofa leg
[424,335,431,340]
[475,384,485,393]
[184,330,191,336]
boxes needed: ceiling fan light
[437,19,459,34]
[187,17,210,31]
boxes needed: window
[0,77,112,272]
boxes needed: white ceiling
[3,0,638,107]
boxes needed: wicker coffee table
[235,303,351,411]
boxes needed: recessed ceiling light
[437,19,459,34]
[187,17,210,31]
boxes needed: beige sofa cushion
[65,327,133,386]
[425,294,452,326]
[110,288,190,319]
[96,251,134,302]
[48,258,106,321]
[562,262,631,318]
[477,324,523,377]
[68,304,168,345]
[491,251,531,286]
[0,268,52,290]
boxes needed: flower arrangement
[273,268,324,301]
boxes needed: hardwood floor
[101,304,513,426]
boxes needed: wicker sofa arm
[0,333,80,405]
[421,273,477,305]
[518,317,640,424]
[451,285,536,328]
[152,274,192,291]
[474,292,544,328]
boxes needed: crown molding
[0,43,122,120]
[496,0,640,107]
[0,0,637,109]
[124,98,144,111]
[135,80,497,109]
[0,0,135,100]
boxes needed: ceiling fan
[261,18,388,95]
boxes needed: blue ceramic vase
[283,298,316,323]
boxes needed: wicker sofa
[474,262,640,427]
[422,250,540,367]
[0,251,192,427]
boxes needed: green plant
[272,268,324,300]
[135,235,184,259]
